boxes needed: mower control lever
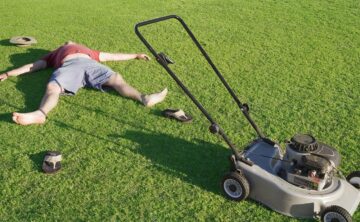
[209,123,220,134]
[242,103,249,112]
[157,52,175,65]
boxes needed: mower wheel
[321,205,352,222]
[221,171,250,201]
[346,171,360,189]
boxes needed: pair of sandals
[162,109,193,123]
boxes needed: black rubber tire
[321,205,352,222]
[346,171,360,189]
[221,171,250,201]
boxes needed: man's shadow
[3,48,52,112]
[115,130,230,194]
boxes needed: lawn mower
[135,15,360,221]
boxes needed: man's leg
[103,73,167,107]
[12,82,63,125]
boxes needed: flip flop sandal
[9,36,37,47]
[162,109,193,123]
[42,151,62,174]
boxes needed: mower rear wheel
[346,171,360,189]
[221,171,250,201]
[321,205,352,222]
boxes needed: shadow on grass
[119,130,229,195]
[149,108,163,117]
[10,49,52,111]
[62,99,157,132]
[0,98,23,123]
[52,100,230,195]
[0,48,52,113]
[0,39,13,46]
[0,113,13,123]
[49,94,230,195]
[29,151,48,172]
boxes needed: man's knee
[46,82,63,94]
[114,73,125,84]
[105,73,125,86]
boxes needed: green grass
[0,0,359,221]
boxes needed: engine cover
[282,134,341,190]
[286,134,341,167]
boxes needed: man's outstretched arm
[0,60,47,82]
[99,52,150,62]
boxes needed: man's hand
[0,73,9,82]
[136,54,151,61]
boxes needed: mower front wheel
[321,205,352,222]
[346,171,360,189]
[221,171,250,201]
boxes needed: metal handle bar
[135,15,265,161]
[135,15,264,139]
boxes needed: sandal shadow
[29,151,48,172]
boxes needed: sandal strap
[39,109,47,118]
[45,154,62,169]
[44,155,62,163]
[173,109,186,117]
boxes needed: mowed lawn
[0,0,359,221]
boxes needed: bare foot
[12,110,46,125]
[142,88,168,107]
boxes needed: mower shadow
[121,130,230,195]
[5,48,52,112]
[55,99,229,194]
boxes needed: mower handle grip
[135,15,182,29]
[135,15,188,59]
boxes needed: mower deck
[237,140,360,219]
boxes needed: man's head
[64,41,76,45]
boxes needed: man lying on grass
[0,41,168,126]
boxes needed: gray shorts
[49,57,115,95]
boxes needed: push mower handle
[135,15,265,139]
[135,15,189,59]
[136,15,226,131]
[135,14,181,28]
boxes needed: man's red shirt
[41,44,100,68]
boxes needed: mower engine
[282,134,341,191]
